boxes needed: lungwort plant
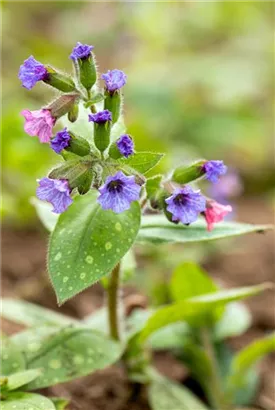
[1,42,274,409]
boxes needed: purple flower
[21,109,55,143]
[51,128,71,154]
[202,160,227,183]
[101,69,127,92]
[36,178,73,214]
[18,56,48,90]
[88,110,112,124]
[165,186,206,225]
[70,42,94,60]
[97,171,141,213]
[116,135,134,158]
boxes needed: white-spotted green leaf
[138,215,273,244]
[170,262,217,302]
[48,191,140,304]
[148,371,209,410]
[214,302,252,341]
[140,283,272,341]
[30,198,59,232]
[1,298,77,327]
[7,369,41,391]
[1,336,26,376]
[226,333,275,395]
[1,392,56,410]
[118,152,164,174]
[25,326,123,389]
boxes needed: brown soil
[1,199,274,410]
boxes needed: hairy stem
[200,328,232,410]
[107,263,121,341]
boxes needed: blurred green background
[2,1,274,223]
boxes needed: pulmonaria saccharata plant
[19,41,231,229]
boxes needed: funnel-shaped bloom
[204,200,232,231]
[18,56,48,90]
[21,109,55,143]
[36,178,72,214]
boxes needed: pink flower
[204,200,232,231]
[21,109,55,143]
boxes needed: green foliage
[1,392,56,410]
[48,191,141,304]
[6,370,41,391]
[1,337,26,376]
[214,302,251,341]
[50,397,69,410]
[118,152,164,174]
[148,371,209,410]
[139,215,273,244]
[140,283,271,341]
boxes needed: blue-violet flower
[202,160,227,183]
[51,128,71,154]
[116,134,134,158]
[70,42,94,60]
[18,56,48,90]
[101,69,127,92]
[165,186,206,225]
[97,171,141,213]
[36,178,73,214]
[88,110,112,124]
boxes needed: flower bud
[108,140,122,159]
[47,93,79,119]
[101,70,127,124]
[51,128,90,157]
[88,110,112,153]
[44,66,76,92]
[172,160,205,184]
[67,103,79,123]
[70,42,96,91]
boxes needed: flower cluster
[19,41,232,230]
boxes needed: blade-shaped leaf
[1,298,77,327]
[1,392,56,410]
[148,371,209,410]
[7,369,41,391]
[25,326,123,389]
[1,336,26,376]
[118,152,164,174]
[140,283,272,341]
[48,191,140,304]
[138,215,273,244]
[226,333,275,394]
[170,262,217,302]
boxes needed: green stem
[107,263,121,341]
[200,328,232,410]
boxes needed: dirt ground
[1,198,274,410]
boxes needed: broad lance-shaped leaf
[138,214,273,244]
[7,369,41,391]
[1,298,77,327]
[140,283,272,341]
[118,152,164,174]
[1,336,26,375]
[48,191,140,304]
[24,326,123,389]
[1,392,56,410]
[148,371,209,410]
[226,333,275,395]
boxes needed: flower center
[107,180,124,193]
[173,193,188,206]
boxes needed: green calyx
[94,121,111,153]
[66,132,91,157]
[78,56,97,91]
[44,66,76,92]
[172,160,206,185]
[47,94,80,119]
[104,90,121,124]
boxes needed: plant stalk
[200,328,232,410]
[107,263,121,341]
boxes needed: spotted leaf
[1,392,56,410]
[48,191,140,304]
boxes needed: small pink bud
[204,200,232,231]
[21,109,55,143]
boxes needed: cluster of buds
[19,42,232,231]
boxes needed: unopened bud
[67,103,79,123]
[172,160,205,185]
[88,110,112,153]
[44,65,76,92]
[78,56,97,91]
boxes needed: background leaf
[138,215,273,244]
[7,369,41,391]
[24,326,123,389]
[48,191,140,304]
[1,337,26,376]
[214,302,252,341]
[1,298,77,327]
[148,372,209,410]
[140,283,272,341]
[50,398,69,410]
[170,262,217,302]
[1,392,55,410]
[118,152,164,174]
